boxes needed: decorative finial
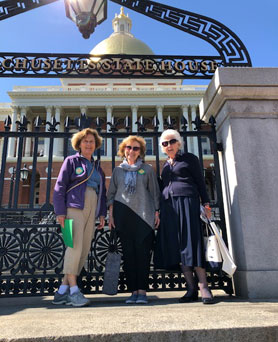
[120,7,124,15]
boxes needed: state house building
[0,8,214,206]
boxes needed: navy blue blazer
[161,152,209,204]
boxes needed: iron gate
[0,112,233,297]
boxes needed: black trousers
[113,201,154,292]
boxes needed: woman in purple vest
[155,129,214,304]
[53,128,106,307]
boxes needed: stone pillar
[8,106,18,157]
[200,67,278,299]
[156,105,164,132]
[131,105,138,132]
[53,106,62,157]
[106,105,113,157]
[191,105,199,156]
[44,106,52,157]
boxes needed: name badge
[138,168,145,175]
[75,167,84,175]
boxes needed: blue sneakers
[66,289,90,307]
[52,290,69,305]
[136,294,148,304]
[125,293,138,304]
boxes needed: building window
[37,138,44,157]
[201,136,212,155]
[94,138,106,157]
[145,138,153,156]
[67,140,76,156]
[116,138,123,149]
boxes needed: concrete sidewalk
[0,291,278,342]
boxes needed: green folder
[61,219,73,248]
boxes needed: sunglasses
[125,145,140,151]
[161,139,178,147]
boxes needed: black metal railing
[0,112,233,297]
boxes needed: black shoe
[202,296,215,304]
[179,291,198,303]
[202,290,215,305]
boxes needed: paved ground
[1,291,278,342]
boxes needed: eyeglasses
[125,145,140,151]
[161,139,178,147]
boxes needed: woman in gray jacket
[107,135,160,304]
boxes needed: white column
[106,105,113,157]
[80,106,88,116]
[8,106,18,157]
[181,105,191,153]
[191,105,199,156]
[131,105,138,132]
[156,105,164,132]
[24,107,32,157]
[53,106,62,157]
[44,106,52,157]
[17,106,28,158]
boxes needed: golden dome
[90,34,154,55]
[90,8,154,55]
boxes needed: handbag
[204,223,222,271]
[208,221,237,277]
[102,229,121,295]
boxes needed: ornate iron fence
[0,113,233,297]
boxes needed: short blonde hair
[71,128,102,151]
[159,129,182,152]
[118,135,146,159]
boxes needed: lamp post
[8,164,30,208]
[64,0,107,39]
[20,164,29,182]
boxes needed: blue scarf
[120,158,143,194]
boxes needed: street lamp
[64,0,107,39]
[20,164,29,182]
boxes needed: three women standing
[107,136,160,304]
[53,128,213,305]
[155,129,214,304]
[53,128,106,307]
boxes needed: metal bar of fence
[29,131,39,208]
[197,134,204,171]
[154,135,160,178]
[0,115,233,297]
[12,135,24,208]
[0,134,9,206]
[45,133,54,207]
[0,131,214,138]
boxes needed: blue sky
[1,0,278,102]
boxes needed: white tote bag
[204,223,222,263]
[204,235,222,263]
[209,221,237,277]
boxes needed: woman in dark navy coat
[155,129,214,304]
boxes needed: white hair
[159,129,182,151]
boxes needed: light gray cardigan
[107,163,160,229]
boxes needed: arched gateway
[0,1,250,297]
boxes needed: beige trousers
[63,187,97,276]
